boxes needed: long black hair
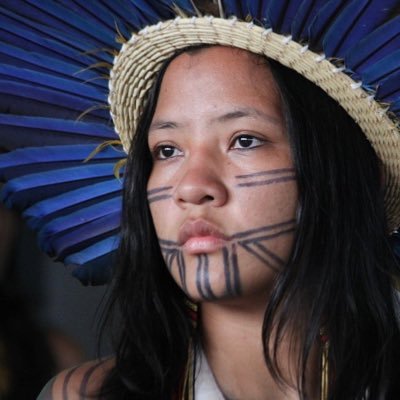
[100,48,400,399]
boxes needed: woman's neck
[199,298,319,400]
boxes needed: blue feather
[144,0,177,20]
[45,212,120,257]
[345,16,400,73]
[0,2,119,62]
[0,80,108,118]
[0,116,114,151]
[376,71,400,102]
[107,1,162,29]
[56,0,132,37]
[291,0,329,41]
[307,0,350,50]
[362,50,400,86]
[70,251,115,286]
[0,20,101,69]
[0,115,116,139]
[323,0,400,58]
[164,0,196,14]
[0,145,122,169]
[0,42,104,84]
[2,0,117,48]
[24,179,122,228]
[391,98,400,114]
[0,121,112,152]
[239,0,264,19]
[65,235,120,267]
[1,163,117,208]
[64,235,119,266]
[266,0,304,34]
[38,197,122,246]
[0,65,107,102]
[223,0,245,18]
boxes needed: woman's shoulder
[37,357,115,400]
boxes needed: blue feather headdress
[0,0,399,284]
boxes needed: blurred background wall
[0,203,111,399]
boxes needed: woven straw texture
[109,17,400,230]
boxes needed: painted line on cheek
[196,254,216,300]
[231,219,296,240]
[147,186,173,195]
[254,242,285,267]
[177,251,187,292]
[223,247,233,296]
[235,168,295,179]
[148,194,173,204]
[236,175,296,188]
[147,186,173,204]
[196,255,207,299]
[231,243,241,296]
[159,238,178,246]
[203,254,216,300]
[239,242,280,271]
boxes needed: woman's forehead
[154,46,283,122]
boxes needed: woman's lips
[178,219,228,254]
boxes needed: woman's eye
[232,134,264,149]
[154,145,182,159]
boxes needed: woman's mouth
[178,219,228,254]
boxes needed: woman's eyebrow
[149,120,179,132]
[149,107,281,133]
[214,107,281,126]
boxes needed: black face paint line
[147,186,173,204]
[158,219,296,300]
[235,168,296,188]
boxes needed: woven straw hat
[109,10,400,230]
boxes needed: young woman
[38,43,400,400]
[0,1,397,399]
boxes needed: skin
[147,47,316,399]
[148,46,298,306]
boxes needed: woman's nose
[173,158,228,208]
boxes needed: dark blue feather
[0,145,122,169]
[323,0,400,58]
[0,80,108,118]
[39,197,122,245]
[0,115,115,139]
[24,179,122,227]
[345,16,400,73]
[391,99,400,114]
[376,71,400,102]
[0,65,107,102]
[70,251,115,286]
[291,0,330,41]
[362,50,400,86]
[0,119,112,151]
[1,163,117,207]
[239,0,264,18]
[2,0,117,48]
[0,42,104,84]
[266,0,304,34]
[66,235,119,272]
[45,212,120,257]
[0,14,104,68]
[307,0,350,50]
[223,0,245,18]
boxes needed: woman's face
[147,46,297,304]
